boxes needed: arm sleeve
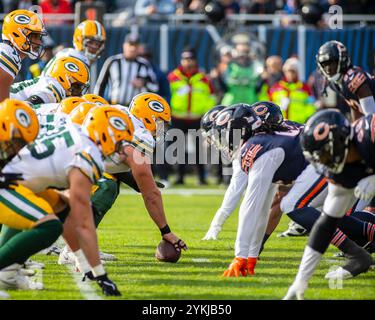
[235,148,285,258]
[94,56,113,97]
[322,183,356,218]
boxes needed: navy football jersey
[328,66,375,113]
[328,114,375,188]
[240,121,308,184]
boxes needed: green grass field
[6,187,375,300]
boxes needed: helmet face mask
[301,109,351,174]
[200,105,226,146]
[250,101,283,133]
[83,37,105,61]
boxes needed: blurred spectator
[242,0,279,14]
[138,44,171,103]
[26,35,55,79]
[257,55,283,101]
[168,47,216,185]
[221,42,261,105]
[269,57,316,124]
[72,0,116,12]
[283,0,298,14]
[94,34,158,105]
[134,0,176,15]
[209,45,232,103]
[39,0,73,24]
[177,0,208,13]
[1,0,37,12]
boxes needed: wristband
[160,224,171,235]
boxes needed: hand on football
[163,232,188,252]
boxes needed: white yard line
[192,258,211,263]
[120,188,226,196]
[66,265,103,300]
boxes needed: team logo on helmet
[15,109,31,128]
[216,111,231,126]
[109,116,127,131]
[313,122,330,141]
[64,62,79,73]
[209,110,220,122]
[14,14,31,25]
[148,101,164,113]
[253,104,268,116]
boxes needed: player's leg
[0,185,62,289]
[203,158,248,240]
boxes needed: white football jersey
[42,48,90,76]
[10,76,66,103]
[104,105,155,174]
[2,123,103,193]
[33,102,60,115]
[0,42,22,80]
[37,111,71,136]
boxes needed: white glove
[202,227,221,241]
[354,175,375,202]
[283,281,308,300]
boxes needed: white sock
[73,249,91,274]
[295,246,323,284]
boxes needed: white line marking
[66,265,103,300]
[120,188,226,196]
[192,258,211,263]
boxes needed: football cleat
[24,259,45,270]
[99,251,118,262]
[0,291,9,299]
[38,245,61,256]
[0,264,43,290]
[58,246,76,265]
[277,221,308,237]
[19,268,36,277]
[325,266,353,280]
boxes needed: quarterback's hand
[0,173,23,188]
[163,232,188,252]
[95,274,121,296]
[283,281,308,300]
[354,175,375,202]
[222,257,248,277]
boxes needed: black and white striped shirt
[94,54,159,105]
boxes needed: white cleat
[0,291,9,299]
[58,246,76,265]
[99,251,117,261]
[283,281,308,300]
[38,245,61,256]
[24,259,45,270]
[0,264,43,290]
[202,228,221,241]
[19,268,36,277]
[325,267,353,280]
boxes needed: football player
[0,99,62,290]
[1,106,134,295]
[284,109,375,300]
[212,104,373,277]
[317,40,375,120]
[58,92,188,268]
[42,20,106,76]
[0,9,46,101]
[202,102,285,242]
[11,56,90,105]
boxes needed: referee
[94,34,159,105]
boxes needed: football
[155,239,181,263]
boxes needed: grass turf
[5,191,375,300]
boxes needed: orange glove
[247,257,257,275]
[222,257,248,277]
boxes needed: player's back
[10,76,66,103]
[3,122,103,192]
[241,121,307,184]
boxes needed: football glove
[0,173,23,188]
[95,274,121,296]
[354,175,375,202]
[222,257,248,277]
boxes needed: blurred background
[4,0,375,187]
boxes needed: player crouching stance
[0,99,62,290]
[284,109,375,300]
[1,105,134,296]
